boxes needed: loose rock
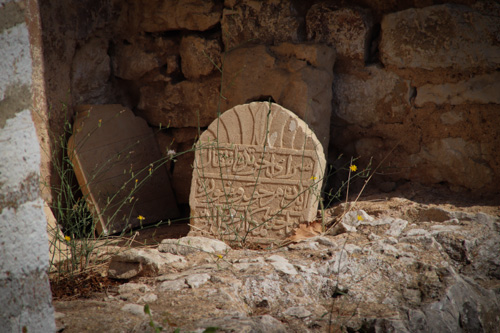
[159,236,231,256]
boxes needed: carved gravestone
[69,105,179,234]
[189,102,326,244]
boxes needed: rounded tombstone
[189,102,326,244]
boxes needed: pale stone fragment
[186,273,211,288]
[157,279,188,292]
[159,236,231,255]
[385,218,408,237]
[108,248,184,279]
[189,102,326,244]
[267,255,298,275]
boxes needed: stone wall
[36,0,499,201]
[0,0,55,331]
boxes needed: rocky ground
[51,185,500,333]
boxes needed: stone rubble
[159,236,231,255]
[100,203,500,332]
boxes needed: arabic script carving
[189,102,325,243]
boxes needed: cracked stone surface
[53,196,500,332]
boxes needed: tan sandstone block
[180,35,222,80]
[189,102,326,244]
[139,0,222,32]
[380,4,500,70]
[306,4,373,62]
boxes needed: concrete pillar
[0,0,56,331]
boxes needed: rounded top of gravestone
[200,102,324,153]
[189,102,326,244]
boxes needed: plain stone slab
[159,236,230,255]
[68,104,179,234]
[189,102,326,244]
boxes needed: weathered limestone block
[220,43,336,150]
[139,0,222,32]
[333,65,411,127]
[139,76,220,128]
[180,35,222,80]
[380,4,500,70]
[306,4,373,61]
[415,72,500,106]
[221,0,303,50]
[113,44,158,81]
[409,138,493,190]
[189,102,326,244]
[71,37,111,104]
[112,36,179,81]
[69,105,179,234]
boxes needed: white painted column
[0,0,56,331]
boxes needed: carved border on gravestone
[189,102,326,244]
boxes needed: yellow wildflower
[350,164,357,172]
[310,176,317,180]
[137,215,145,221]
[216,254,223,259]
[357,215,363,221]
[98,119,102,127]
[64,235,71,242]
